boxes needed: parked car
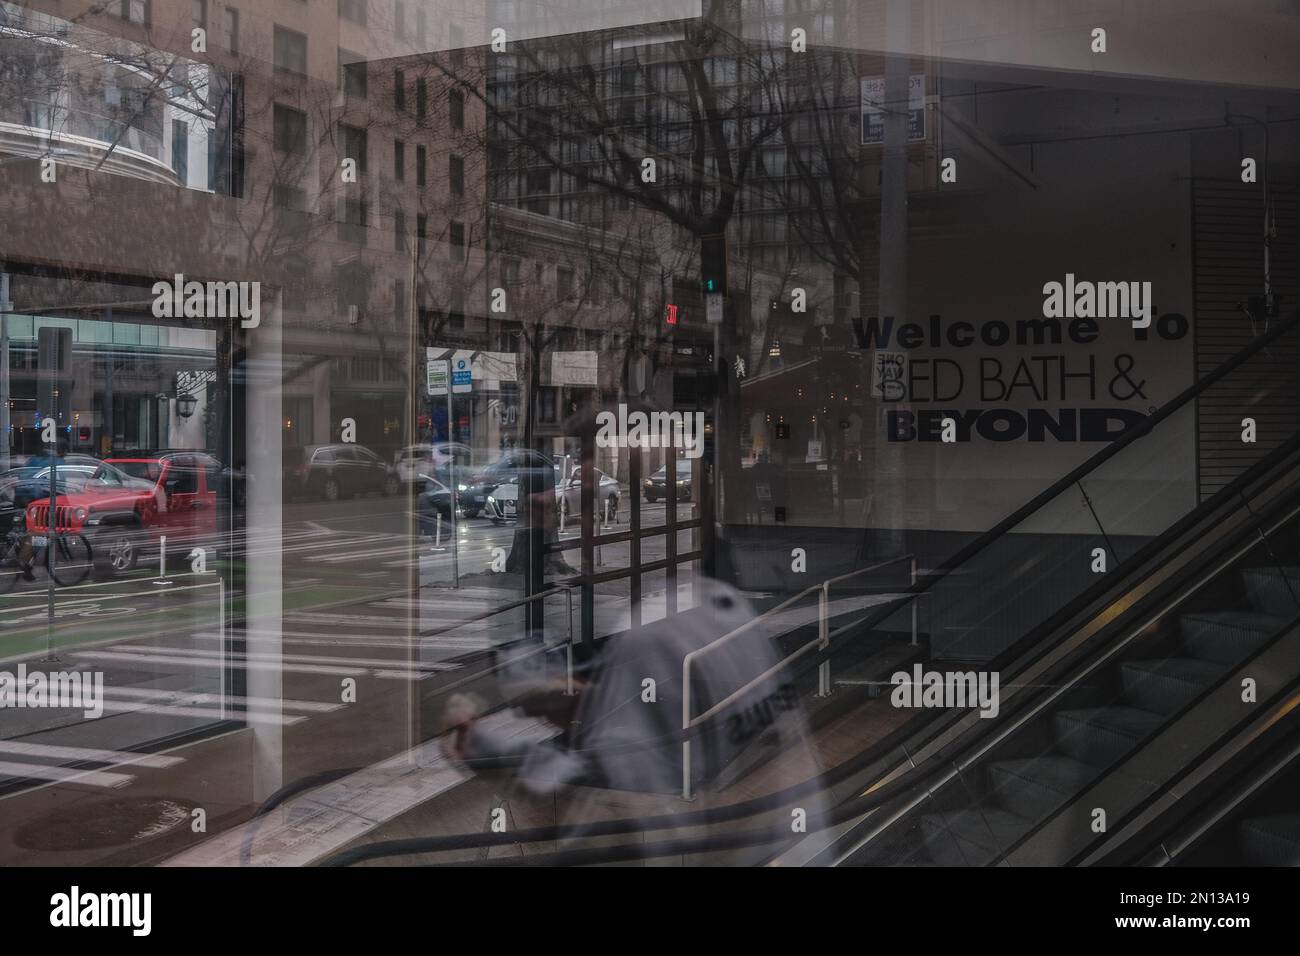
[393,442,475,483]
[643,459,694,502]
[459,449,556,518]
[287,443,400,501]
[555,468,621,521]
[24,453,217,576]
[3,462,151,511]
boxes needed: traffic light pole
[1,271,11,472]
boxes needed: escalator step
[918,807,1033,866]
[987,756,1100,820]
[1120,657,1226,715]
[1241,567,1300,618]
[1054,706,1165,767]
[1179,611,1285,666]
[1238,814,1300,866]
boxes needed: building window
[339,123,367,172]
[223,8,239,54]
[450,221,465,260]
[121,0,151,26]
[450,23,464,66]
[449,285,465,330]
[274,25,307,77]
[339,199,368,244]
[394,208,406,250]
[449,154,464,196]
[338,0,367,26]
[273,103,307,154]
[394,140,405,180]
[172,119,189,181]
[449,90,464,130]
[192,0,207,30]
[340,50,367,99]
[416,145,426,187]
[557,266,574,300]
[416,77,427,120]
[394,69,405,110]
[274,184,307,211]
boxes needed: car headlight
[457,484,468,491]
[487,495,496,506]
[74,508,86,522]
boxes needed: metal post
[0,271,11,472]
[446,384,458,587]
[910,557,918,647]
[682,655,693,800]
[45,447,56,660]
[565,587,575,697]
[817,583,830,697]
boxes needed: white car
[484,481,520,523]
[556,469,620,521]
[393,443,475,483]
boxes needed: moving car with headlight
[459,449,556,518]
[483,481,520,524]
[643,459,693,502]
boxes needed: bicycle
[0,520,94,592]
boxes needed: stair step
[1054,706,1165,767]
[987,755,1100,820]
[1120,657,1226,715]
[1180,611,1284,666]
[918,807,1033,865]
[1238,814,1300,866]
[1241,567,1300,618]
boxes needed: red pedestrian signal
[665,303,679,325]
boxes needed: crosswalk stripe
[75,649,364,677]
[0,760,132,788]
[106,643,455,672]
[0,741,183,768]
[101,686,342,714]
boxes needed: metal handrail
[421,584,579,696]
[680,553,915,799]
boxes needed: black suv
[287,444,400,502]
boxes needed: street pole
[446,380,458,588]
[1,270,11,472]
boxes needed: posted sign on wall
[861,74,926,145]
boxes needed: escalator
[801,313,1300,867]
[1093,665,1300,867]
[834,475,1300,865]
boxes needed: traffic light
[701,234,727,296]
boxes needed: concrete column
[245,290,283,800]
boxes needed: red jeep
[25,453,219,577]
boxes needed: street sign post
[706,293,723,326]
[423,351,458,586]
[452,353,472,393]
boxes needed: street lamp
[177,392,197,419]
